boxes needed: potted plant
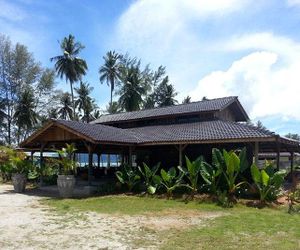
[56,143,77,198]
[0,146,32,193]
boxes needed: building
[20,96,300,183]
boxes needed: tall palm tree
[58,92,73,120]
[50,34,87,119]
[156,77,178,107]
[75,81,95,123]
[118,65,147,111]
[13,89,38,143]
[182,96,191,104]
[106,101,120,114]
[99,51,121,105]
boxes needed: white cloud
[191,33,300,120]
[114,0,250,99]
[0,0,27,21]
[287,0,300,7]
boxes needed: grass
[43,195,300,249]
[161,206,300,250]
[42,195,222,215]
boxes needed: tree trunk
[70,81,75,120]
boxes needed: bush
[251,161,286,202]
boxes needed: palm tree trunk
[110,89,113,106]
[70,81,75,120]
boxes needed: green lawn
[44,195,300,249]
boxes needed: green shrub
[115,164,141,191]
[179,156,203,196]
[211,148,249,203]
[138,162,161,194]
[251,161,286,202]
[158,167,184,197]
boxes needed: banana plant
[115,164,141,191]
[138,162,161,194]
[199,161,222,195]
[179,156,202,196]
[251,162,286,202]
[212,148,248,202]
[159,167,184,197]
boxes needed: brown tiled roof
[126,120,275,145]
[55,120,139,144]
[54,119,277,145]
[92,96,244,124]
[21,119,300,148]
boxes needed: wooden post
[39,143,46,186]
[276,140,280,171]
[88,150,93,185]
[97,153,100,168]
[177,144,188,167]
[290,151,294,174]
[84,142,96,186]
[254,141,259,165]
[129,146,133,167]
[179,144,183,167]
[30,151,34,165]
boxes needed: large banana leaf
[251,164,261,184]
[261,169,270,187]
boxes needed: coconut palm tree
[50,34,87,119]
[106,101,120,114]
[182,96,191,104]
[118,65,147,111]
[156,77,178,107]
[99,51,121,105]
[58,92,73,120]
[75,81,95,123]
[13,89,38,143]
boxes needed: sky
[1,0,300,135]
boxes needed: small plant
[251,161,286,203]
[217,190,232,208]
[138,162,161,194]
[159,167,184,197]
[179,156,202,197]
[56,143,77,175]
[287,184,300,213]
[115,164,141,191]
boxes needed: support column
[30,151,34,165]
[177,144,187,167]
[97,153,101,168]
[88,150,93,185]
[39,143,46,186]
[84,142,96,185]
[276,141,280,171]
[179,144,183,167]
[254,141,259,165]
[129,146,133,167]
[290,151,294,174]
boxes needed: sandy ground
[0,184,222,250]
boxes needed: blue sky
[1,0,300,135]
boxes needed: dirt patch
[0,184,223,249]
